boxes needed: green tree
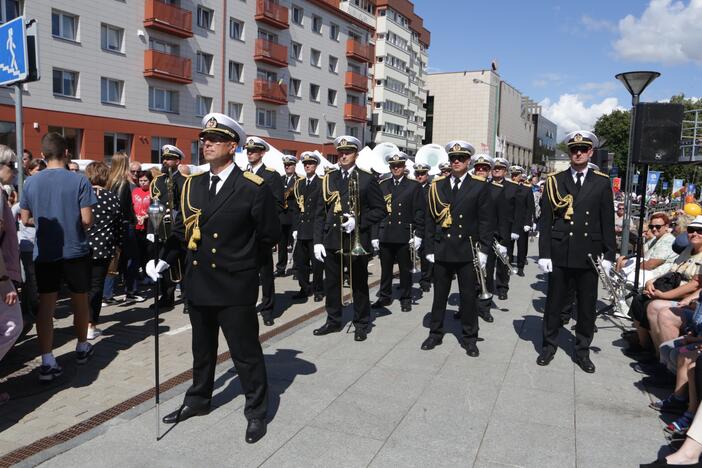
[593,109,630,176]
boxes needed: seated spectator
[85,162,122,339]
[673,214,694,254]
[616,212,677,284]
[19,132,97,382]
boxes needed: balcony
[254,39,288,68]
[144,50,192,84]
[346,39,374,63]
[344,103,367,122]
[253,79,288,105]
[255,0,289,29]
[345,71,368,93]
[144,0,193,38]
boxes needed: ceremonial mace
[148,199,166,440]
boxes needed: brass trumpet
[338,170,367,306]
[409,223,420,273]
[492,240,512,276]
[470,236,492,300]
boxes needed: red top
[132,187,151,231]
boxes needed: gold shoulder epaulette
[243,172,264,185]
[522,183,532,187]
[297,176,306,181]
[545,171,558,177]
[264,166,276,172]
[594,170,609,178]
[492,181,503,187]
[505,178,517,184]
[189,171,206,178]
[432,176,446,183]
[471,174,486,182]
[379,178,390,184]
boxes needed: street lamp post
[615,71,660,259]
[473,75,501,156]
[148,199,166,440]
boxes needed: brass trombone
[338,170,367,306]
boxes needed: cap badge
[452,143,461,152]
[574,133,583,142]
[205,117,217,128]
[247,138,255,146]
[340,138,347,147]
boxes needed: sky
[417,0,701,139]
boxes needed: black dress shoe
[354,328,367,341]
[480,310,494,323]
[263,318,274,326]
[463,340,479,357]
[274,270,286,277]
[421,336,442,350]
[517,268,525,277]
[400,301,411,312]
[162,405,209,424]
[576,356,596,373]
[639,458,702,467]
[313,322,342,336]
[313,293,324,302]
[291,289,309,300]
[420,284,431,293]
[371,298,392,309]
[245,418,267,444]
[537,349,555,366]
[498,292,507,300]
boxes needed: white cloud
[614,0,702,65]
[532,73,566,88]
[539,94,623,140]
[578,81,618,96]
[580,15,616,32]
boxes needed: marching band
[148,113,616,443]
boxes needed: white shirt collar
[570,166,589,181]
[453,172,468,184]
[306,174,316,182]
[250,161,264,174]
[341,165,356,175]
[393,176,404,184]
[210,161,236,184]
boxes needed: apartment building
[339,0,430,157]
[424,70,539,168]
[0,0,375,163]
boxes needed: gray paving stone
[491,385,574,429]
[575,429,666,468]
[369,439,474,467]
[501,360,574,395]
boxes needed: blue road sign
[0,16,28,86]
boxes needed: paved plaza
[2,257,671,467]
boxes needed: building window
[52,68,78,97]
[196,51,214,75]
[100,77,123,105]
[256,108,276,128]
[104,132,131,160]
[289,114,300,132]
[309,83,320,102]
[291,5,303,25]
[289,42,302,61]
[149,38,179,55]
[51,10,78,41]
[328,55,338,74]
[327,89,337,106]
[310,49,321,68]
[228,101,243,122]
[191,140,202,165]
[0,0,19,23]
[196,96,213,117]
[228,61,243,83]
[330,22,339,41]
[326,122,336,139]
[148,86,178,113]
[312,15,322,33]
[309,118,319,136]
[229,17,244,40]
[197,5,214,29]
[348,126,359,138]
[48,126,82,159]
[151,136,176,164]
[100,23,124,53]
[289,78,301,98]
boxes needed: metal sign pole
[15,83,23,198]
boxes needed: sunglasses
[569,146,591,154]
[448,155,469,162]
[649,224,666,230]
[688,227,702,235]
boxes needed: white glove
[146,259,169,282]
[372,239,379,250]
[602,259,613,276]
[146,233,155,243]
[292,231,298,240]
[425,254,435,263]
[532,223,537,231]
[510,233,520,241]
[341,213,356,234]
[478,252,487,270]
[497,244,507,256]
[314,244,326,262]
[538,258,553,273]
[412,236,422,251]
[523,225,531,232]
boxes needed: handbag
[107,247,121,277]
[653,271,684,292]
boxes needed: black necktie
[394,179,400,187]
[342,170,348,182]
[575,172,583,194]
[209,175,220,201]
[451,177,459,201]
[306,178,311,187]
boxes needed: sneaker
[665,411,694,435]
[87,327,102,340]
[125,293,146,303]
[38,364,63,382]
[650,395,688,414]
[76,343,95,365]
[102,297,120,307]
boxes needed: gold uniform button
[584,233,588,237]
[459,214,463,219]
[458,234,462,239]
[586,211,590,215]
[459,224,463,228]
[211,248,217,253]
[585,222,589,226]
[447,233,451,238]
[193,260,198,266]
[398,203,402,207]
[570,221,574,225]
[213,233,219,239]
[211,263,216,268]
[569,232,573,236]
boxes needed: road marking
[165,325,192,336]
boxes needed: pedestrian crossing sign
[0,16,28,86]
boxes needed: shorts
[35,255,91,294]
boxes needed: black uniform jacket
[279,174,297,225]
[164,166,281,306]
[254,164,285,214]
[372,177,426,244]
[313,167,386,253]
[291,175,321,241]
[488,181,511,244]
[499,179,522,237]
[538,168,616,269]
[521,183,536,227]
[424,175,496,263]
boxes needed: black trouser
[429,261,479,342]
[542,266,598,358]
[378,242,412,301]
[276,224,293,274]
[258,248,275,321]
[20,250,38,322]
[510,231,529,269]
[419,245,433,289]
[295,239,323,294]
[184,302,267,421]
[486,248,510,295]
[89,258,110,324]
[323,252,371,330]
